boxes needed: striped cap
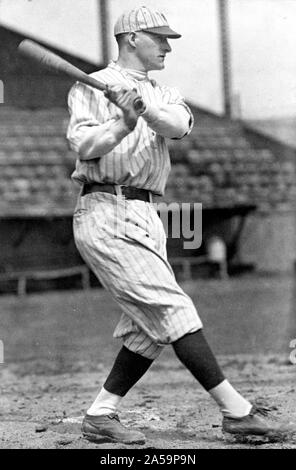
[114,6,181,39]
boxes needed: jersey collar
[108,61,152,83]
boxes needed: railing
[0,265,90,296]
[169,256,228,281]
[0,256,228,296]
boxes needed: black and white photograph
[0,0,296,454]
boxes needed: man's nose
[163,39,172,53]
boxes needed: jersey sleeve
[159,85,194,136]
[67,81,116,153]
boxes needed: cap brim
[140,26,181,39]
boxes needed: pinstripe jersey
[67,62,193,195]
[68,63,202,359]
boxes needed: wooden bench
[0,265,90,295]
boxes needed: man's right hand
[104,85,142,131]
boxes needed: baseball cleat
[81,413,146,445]
[222,405,296,442]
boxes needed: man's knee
[123,334,164,360]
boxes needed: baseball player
[67,6,295,445]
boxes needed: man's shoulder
[154,81,184,100]
[68,64,125,101]
[88,66,111,79]
[154,81,179,92]
[89,64,126,85]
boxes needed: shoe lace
[108,413,120,422]
[250,403,277,417]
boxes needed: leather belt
[82,183,153,202]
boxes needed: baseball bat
[17,39,145,112]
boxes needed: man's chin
[149,63,165,71]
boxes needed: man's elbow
[169,122,190,139]
[78,141,94,160]
[78,132,116,160]
[78,136,100,160]
[172,126,189,139]
[169,110,192,139]
[66,131,93,160]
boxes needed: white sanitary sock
[87,387,123,416]
[209,379,252,417]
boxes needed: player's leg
[73,194,160,443]
[81,344,154,444]
[172,330,251,416]
[172,330,296,439]
[147,203,296,439]
[82,327,163,443]
[87,329,162,417]
[87,347,153,415]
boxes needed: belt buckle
[114,184,125,198]
[114,184,152,203]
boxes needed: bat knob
[133,96,146,115]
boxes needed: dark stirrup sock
[172,330,225,391]
[103,346,154,397]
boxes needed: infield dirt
[0,276,296,449]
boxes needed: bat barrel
[83,75,107,92]
[17,39,145,112]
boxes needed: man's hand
[104,85,144,131]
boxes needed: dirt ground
[0,276,296,449]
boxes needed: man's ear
[128,32,137,48]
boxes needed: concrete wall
[239,209,296,273]
[0,217,81,272]
[1,210,295,276]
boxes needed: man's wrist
[113,117,133,137]
[140,104,160,123]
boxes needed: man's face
[134,31,172,71]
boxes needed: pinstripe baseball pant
[73,191,203,360]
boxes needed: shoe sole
[82,431,145,445]
[223,429,296,444]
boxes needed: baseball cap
[114,5,181,39]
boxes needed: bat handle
[133,96,146,115]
